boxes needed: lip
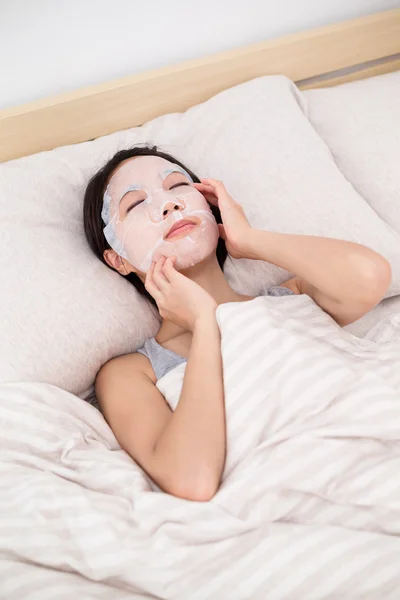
[164,217,200,240]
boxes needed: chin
[175,249,217,272]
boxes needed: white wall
[1,0,399,109]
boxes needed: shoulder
[96,351,156,392]
[95,351,159,418]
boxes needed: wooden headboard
[1,8,399,162]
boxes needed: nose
[162,201,183,219]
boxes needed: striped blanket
[1,294,400,599]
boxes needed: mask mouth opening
[163,216,201,240]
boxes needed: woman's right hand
[145,256,217,331]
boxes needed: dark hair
[83,144,227,308]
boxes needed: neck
[156,254,251,341]
[181,254,246,305]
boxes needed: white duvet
[1,294,400,599]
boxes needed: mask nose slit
[163,204,181,217]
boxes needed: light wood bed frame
[1,8,399,163]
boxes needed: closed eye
[125,182,190,213]
[126,199,145,214]
[169,182,190,190]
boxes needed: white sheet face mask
[102,156,219,273]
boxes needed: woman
[83,145,391,502]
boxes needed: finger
[218,224,227,240]
[194,190,215,202]
[145,260,156,289]
[153,257,169,290]
[199,179,230,208]
[199,178,220,184]
[194,183,217,196]
[145,261,163,298]
[200,178,225,192]
[193,182,215,190]
[204,195,219,208]
[193,183,219,206]
[169,256,178,269]
[193,182,218,195]
[162,256,179,283]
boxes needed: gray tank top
[138,286,294,380]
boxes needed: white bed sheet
[2,294,400,599]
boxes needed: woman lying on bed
[83,145,391,501]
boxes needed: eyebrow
[161,166,193,181]
[117,167,192,206]
[118,184,141,204]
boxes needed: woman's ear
[103,249,135,276]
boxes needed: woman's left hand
[193,178,252,259]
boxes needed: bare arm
[153,311,225,499]
[97,258,226,502]
[247,230,392,326]
[194,178,392,327]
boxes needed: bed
[1,9,400,599]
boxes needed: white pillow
[1,75,399,395]
[303,71,400,234]
[155,76,400,298]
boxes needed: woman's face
[102,156,219,273]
